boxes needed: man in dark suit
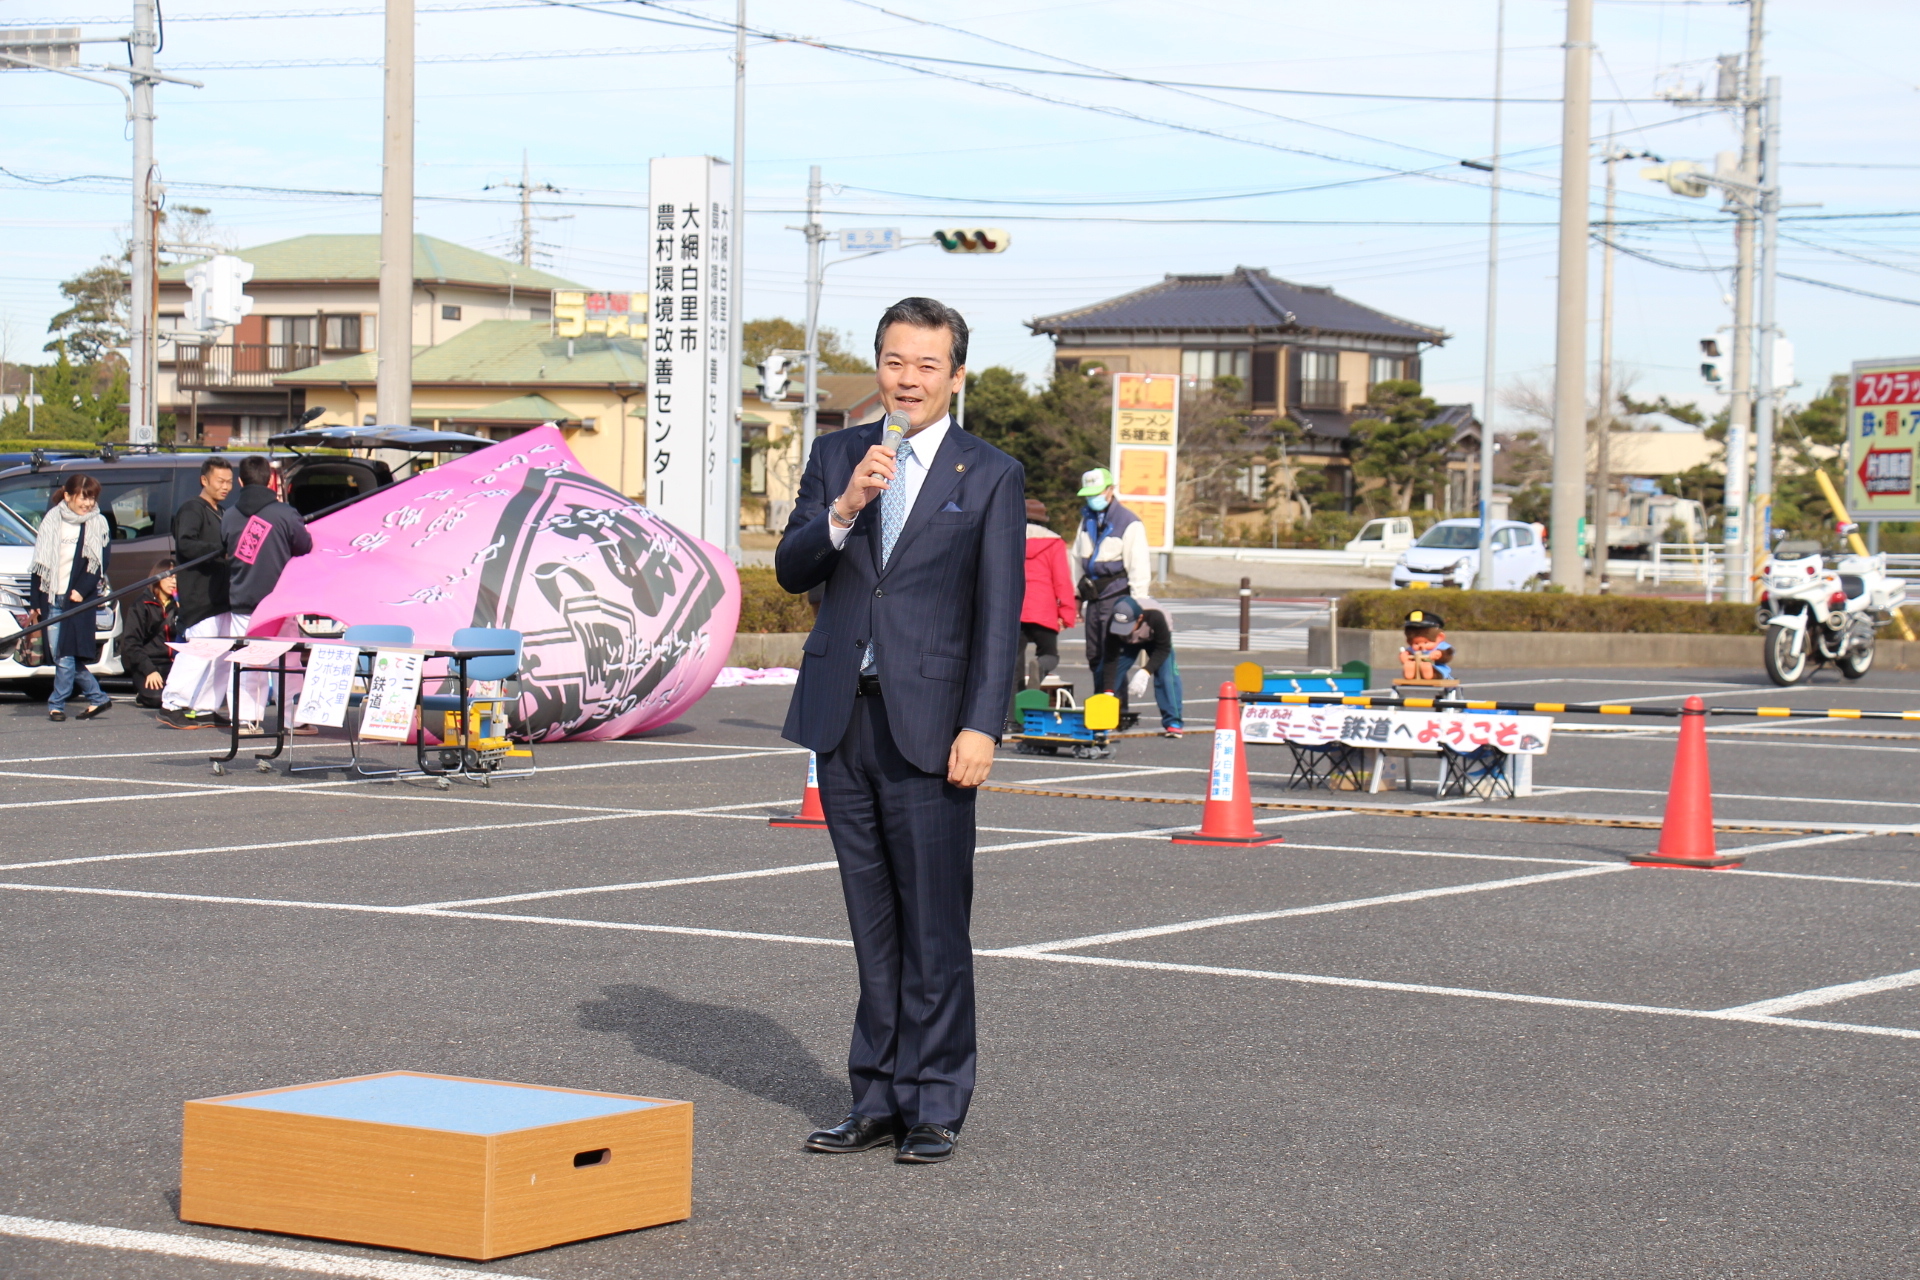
[777,296,1024,1164]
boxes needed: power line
[165,41,730,69]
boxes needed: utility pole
[1548,0,1593,590]
[1473,0,1506,590]
[1594,119,1620,592]
[375,0,414,429]
[800,165,825,468]
[1753,74,1782,554]
[724,0,746,562]
[1721,0,1764,603]
[128,0,158,445]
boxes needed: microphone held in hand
[882,409,910,452]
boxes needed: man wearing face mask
[1069,467,1151,700]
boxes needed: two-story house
[1029,266,1479,518]
[157,234,580,447]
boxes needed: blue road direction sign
[837,227,900,252]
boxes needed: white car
[0,500,124,687]
[1391,518,1548,591]
[1344,516,1414,556]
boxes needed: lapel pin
[956,463,967,472]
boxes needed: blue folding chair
[417,626,531,788]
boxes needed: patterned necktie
[863,438,914,674]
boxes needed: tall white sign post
[646,155,735,546]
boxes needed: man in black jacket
[222,454,312,730]
[158,457,233,729]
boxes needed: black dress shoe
[895,1123,958,1164]
[804,1114,900,1153]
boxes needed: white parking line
[1018,952,1920,1041]
[0,799,792,873]
[0,750,801,817]
[997,767,1185,787]
[976,810,1336,853]
[411,859,842,909]
[11,873,1920,1041]
[0,881,855,948]
[1719,967,1920,1017]
[983,865,1628,956]
[0,1213,540,1280]
[1723,832,1874,855]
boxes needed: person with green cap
[1069,466,1151,700]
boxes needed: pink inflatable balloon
[248,424,740,741]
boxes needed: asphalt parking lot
[5,656,1920,1278]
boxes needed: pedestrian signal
[932,228,1010,253]
[1699,337,1723,385]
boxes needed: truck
[1599,489,1707,558]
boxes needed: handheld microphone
[882,410,910,452]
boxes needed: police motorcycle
[1756,528,1907,686]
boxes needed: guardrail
[1172,546,1402,570]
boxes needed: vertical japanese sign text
[645,155,734,545]
[1110,372,1178,551]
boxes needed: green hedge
[737,567,816,633]
[1338,589,1758,635]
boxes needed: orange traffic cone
[1171,683,1285,847]
[768,751,829,830]
[1630,695,1743,869]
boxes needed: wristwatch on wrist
[828,501,854,528]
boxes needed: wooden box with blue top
[179,1071,691,1260]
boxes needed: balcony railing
[1294,378,1348,411]
[174,343,322,390]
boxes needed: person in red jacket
[1014,499,1077,716]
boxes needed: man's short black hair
[200,456,233,478]
[874,297,969,370]
[236,455,274,487]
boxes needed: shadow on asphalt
[578,985,846,1125]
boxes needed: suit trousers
[817,690,978,1131]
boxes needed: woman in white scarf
[27,474,113,721]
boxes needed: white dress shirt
[826,414,951,550]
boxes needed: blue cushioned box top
[212,1074,659,1134]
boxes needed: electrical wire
[166,41,732,69]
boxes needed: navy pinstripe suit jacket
[776,418,1026,775]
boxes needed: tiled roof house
[1030,267,1480,513]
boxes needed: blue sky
[2,0,1915,424]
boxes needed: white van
[1345,516,1414,556]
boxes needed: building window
[1370,355,1404,386]
[266,316,315,346]
[1181,349,1250,399]
[1296,350,1342,410]
[441,304,462,321]
[322,315,362,352]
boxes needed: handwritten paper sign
[230,640,297,668]
[171,637,234,662]
[293,644,358,728]
[358,649,424,742]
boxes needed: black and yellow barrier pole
[1234,689,1920,724]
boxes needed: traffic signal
[1640,160,1709,198]
[1699,337,1723,385]
[185,254,255,331]
[758,352,790,403]
[932,228,1010,253]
